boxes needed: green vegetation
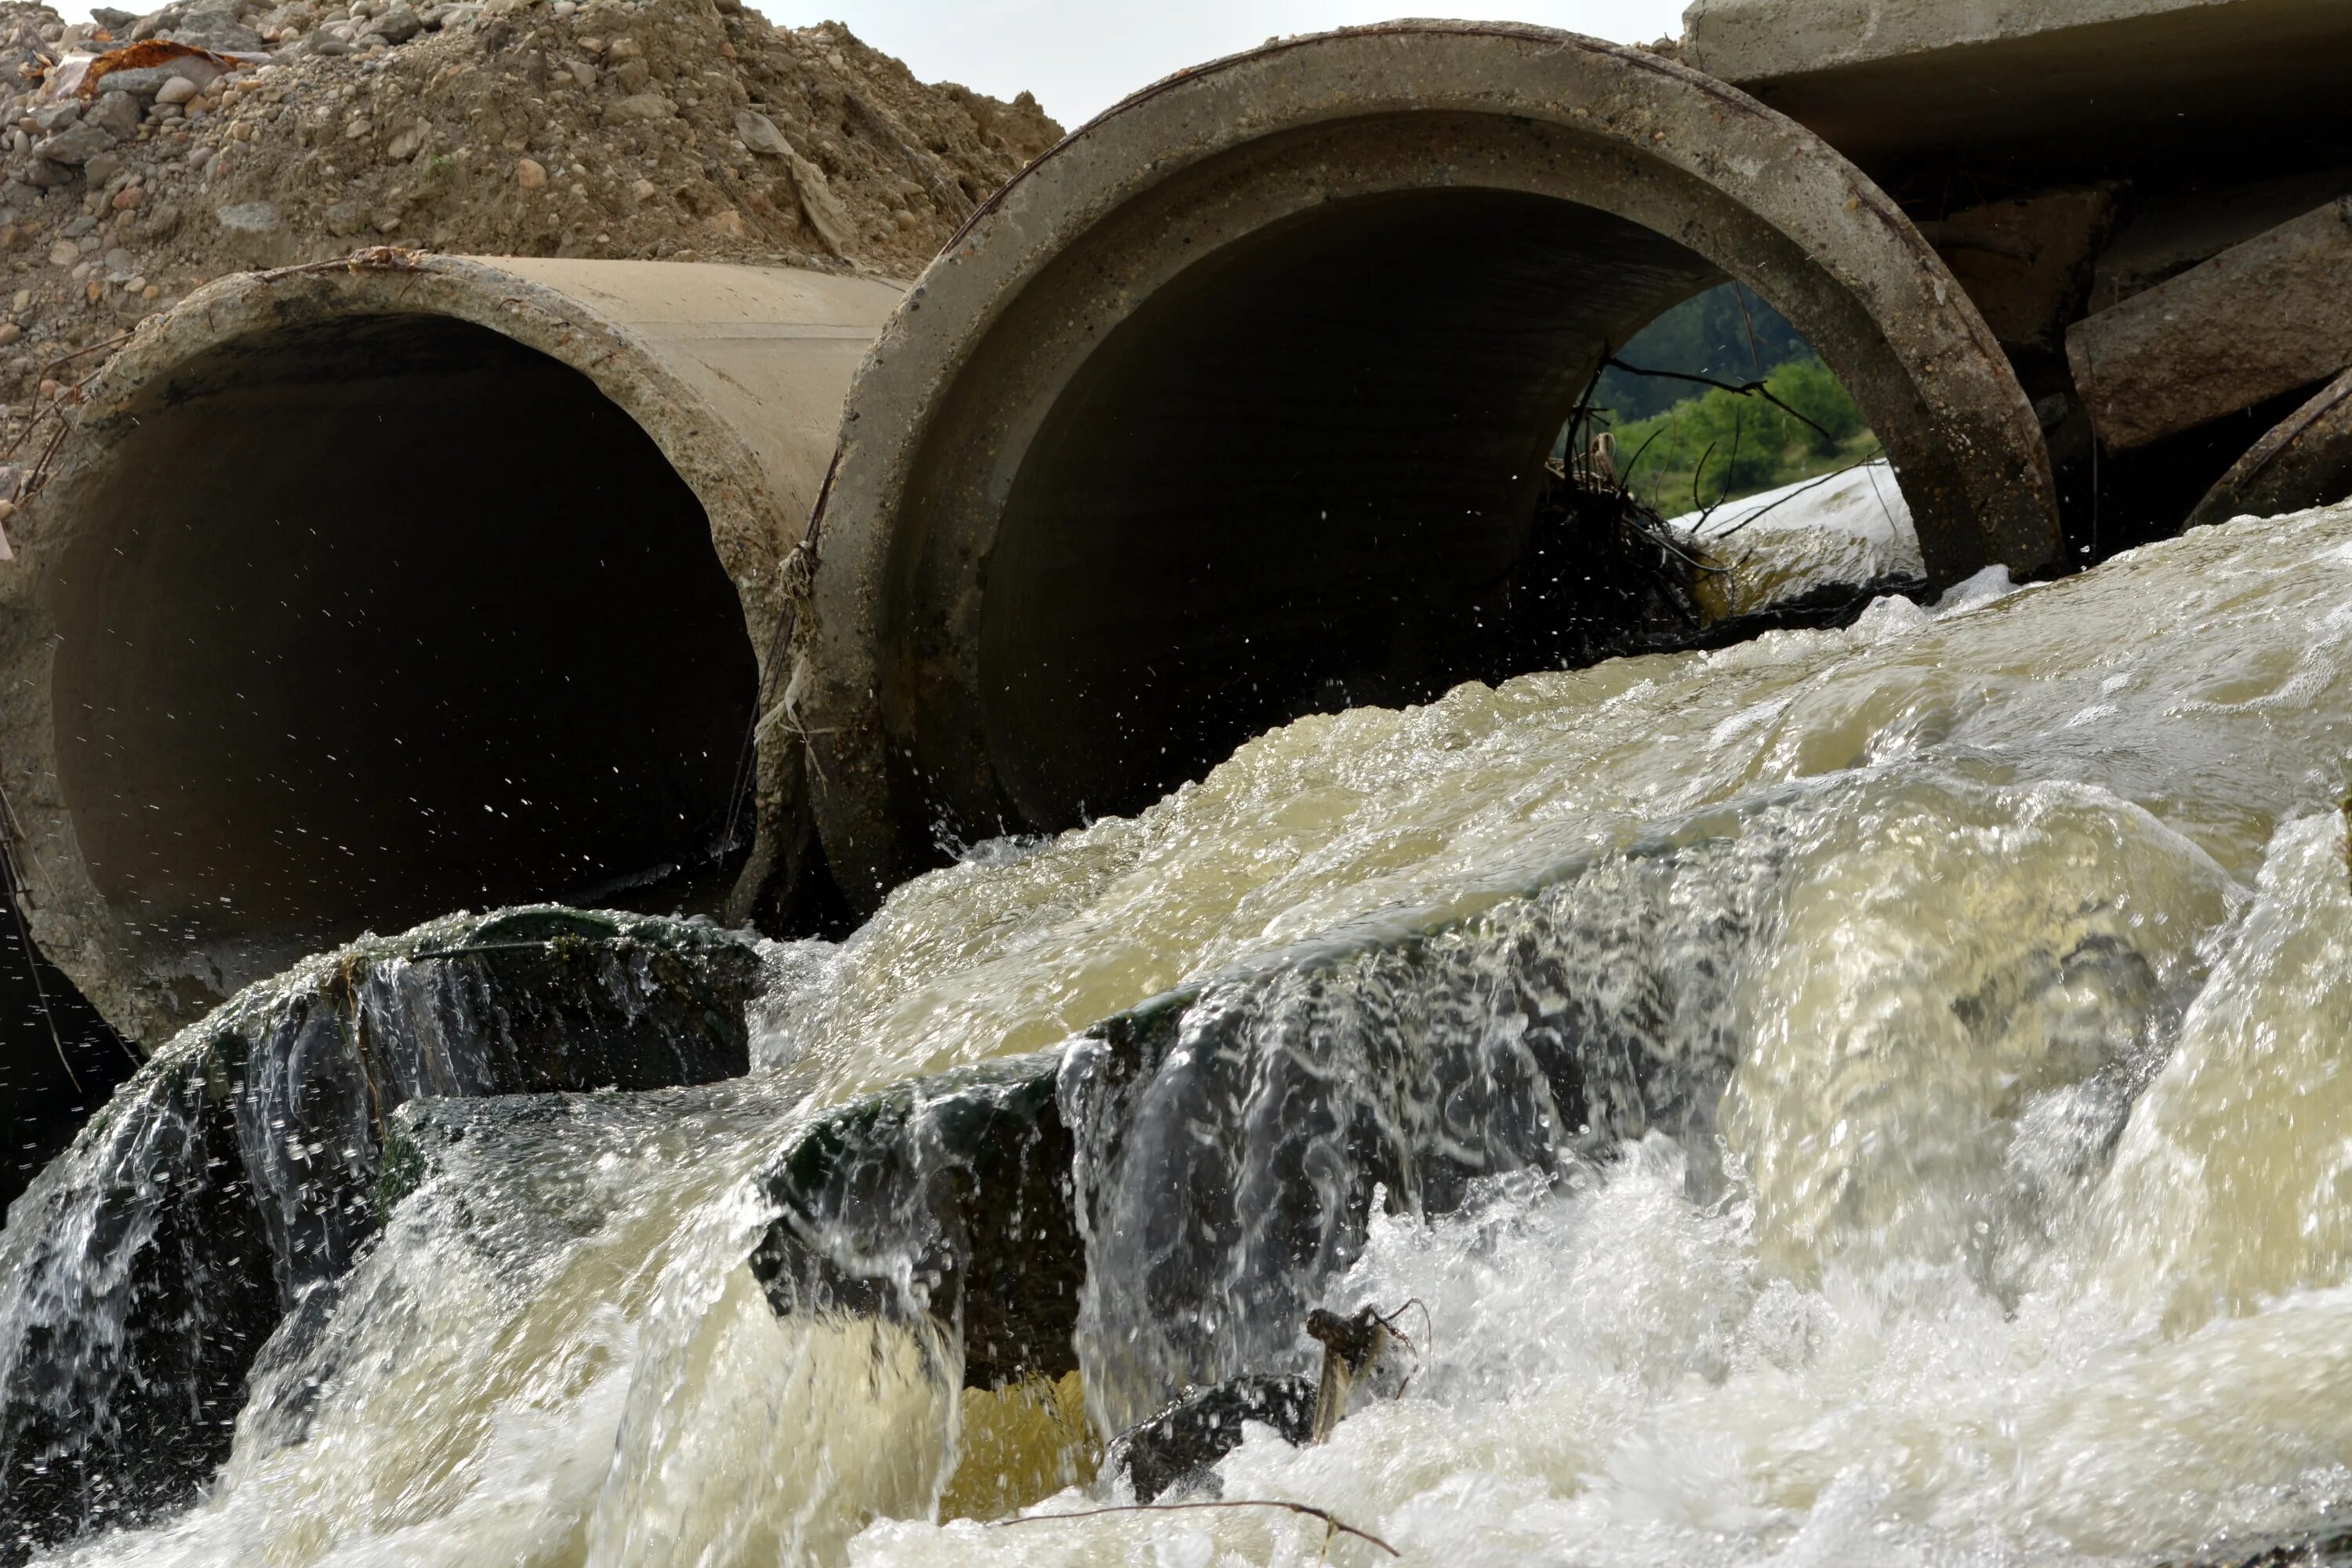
[1602,355,1879,517]
[1565,283,1882,515]
[1595,284,1810,423]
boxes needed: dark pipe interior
[49,316,758,972]
[978,189,1722,830]
[0,856,131,1218]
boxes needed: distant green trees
[1599,356,1876,515]
[1594,284,1810,423]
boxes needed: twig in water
[1618,425,1667,488]
[1697,408,1746,532]
[35,330,134,379]
[1708,452,1885,543]
[1732,281,1766,376]
[993,1498,1399,1558]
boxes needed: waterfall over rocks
[14,510,2352,1566]
[0,906,764,1562]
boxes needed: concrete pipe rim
[793,20,2062,910]
[2187,365,2352,531]
[0,252,806,1045]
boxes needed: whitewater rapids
[31,504,2352,1567]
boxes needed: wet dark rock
[750,855,1748,1435]
[750,1048,1082,1390]
[2173,1520,2352,1566]
[1109,1374,1317,1504]
[1065,867,1742,1431]
[0,906,764,1564]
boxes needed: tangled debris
[0,0,1061,449]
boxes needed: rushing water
[19,504,2352,1566]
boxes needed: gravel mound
[0,0,1061,467]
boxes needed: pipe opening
[979,188,1760,829]
[48,314,758,978]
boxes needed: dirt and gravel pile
[0,0,1060,452]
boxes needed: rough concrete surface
[794,20,2060,910]
[2187,368,2352,529]
[0,252,898,1044]
[1682,0,2240,83]
[1685,0,2352,183]
[2068,198,2352,452]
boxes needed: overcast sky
[775,3,1693,127]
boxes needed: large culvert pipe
[0,254,901,1044]
[790,23,2063,909]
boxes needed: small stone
[38,378,61,400]
[214,199,281,232]
[34,122,121,165]
[603,92,673,123]
[103,247,133,274]
[31,102,81,134]
[706,206,742,238]
[514,156,545,188]
[372,5,419,40]
[892,207,916,231]
[568,60,593,88]
[83,151,125,186]
[142,285,159,300]
[155,74,201,106]
[630,176,655,201]
[385,123,423,160]
[112,184,143,210]
[47,239,77,267]
[0,322,20,347]
[89,91,141,142]
[342,114,372,140]
[13,291,31,311]
[732,107,788,157]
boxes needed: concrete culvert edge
[0,252,899,1043]
[793,21,2061,913]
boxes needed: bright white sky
[775,3,1693,127]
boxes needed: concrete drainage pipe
[0,255,901,1044]
[793,22,2063,910]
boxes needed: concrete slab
[1682,0,2352,184]
[2068,199,2352,451]
[1682,0,2234,84]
